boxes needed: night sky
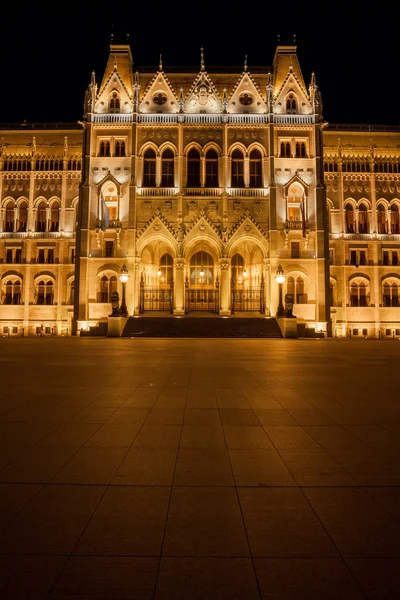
[1,9,398,127]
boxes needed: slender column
[173,258,185,315]
[219,258,231,315]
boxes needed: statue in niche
[110,291,120,316]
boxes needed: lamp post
[119,263,129,317]
[275,264,286,317]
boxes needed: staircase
[121,316,283,338]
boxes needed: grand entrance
[185,250,219,313]
[230,253,265,314]
[139,252,173,313]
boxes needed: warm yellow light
[157,267,162,277]
[243,268,248,278]
[275,264,285,284]
[199,268,205,277]
[119,263,129,283]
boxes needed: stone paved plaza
[0,337,400,599]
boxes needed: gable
[228,72,266,114]
[184,72,223,114]
[140,72,179,114]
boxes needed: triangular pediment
[97,172,122,194]
[228,71,266,114]
[184,72,223,114]
[184,211,222,244]
[95,67,133,114]
[228,210,268,247]
[137,209,178,245]
[140,71,179,114]
[274,70,311,115]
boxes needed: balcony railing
[90,112,316,125]
[137,188,178,196]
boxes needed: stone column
[219,258,231,316]
[174,258,185,315]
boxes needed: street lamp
[275,264,286,317]
[119,263,129,317]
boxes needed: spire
[63,136,68,159]
[244,55,248,72]
[179,87,184,113]
[266,72,274,113]
[133,71,140,112]
[200,46,205,71]
[222,88,228,114]
[159,53,163,72]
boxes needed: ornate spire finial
[200,46,205,71]
[289,62,293,73]
[159,54,163,71]
[244,55,248,72]
[222,88,228,114]
[179,87,184,113]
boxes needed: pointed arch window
[295,142,307,158]
[350,281,368,307]
[391,205,399,234]
[231,253,246,285]
[187,148,201,187]
[3,280,21,305]
[345,204,355,233]
[280,141,291,158]
[36,202,47,232]
[358,203,369,234]
[286,276,307,304]
[383,281,399,307]
[231,149,245,188]
[97,275,118,303]
[143,148,156,187]
[37,280,53,305]
[18,202,28,232]
[4,203,15,232]
[286,94,297,114]
[249,149,262,188]
[99,141,111,157]
[161,148,175,187]
[50,202,60,232]
[69,280,75,305]
[109,93,120,113]
[377,204,387,234]
[205,149,219,187]
[190,251,214,285]
[115,140,126,157]
[158,253,174,284]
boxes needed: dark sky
[1,9,398,127]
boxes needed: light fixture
[119,263,129,317]
[243,267,248,278]
[199,267,205,277]
[157,267,162,277]
[275,264,286,317]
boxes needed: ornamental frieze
[139,129,178,144]
[184,129,222,144]
[228,129,265,146]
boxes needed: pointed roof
[272,44,306,96]
[98,43,134,96]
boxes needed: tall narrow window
[391,205,399,234]
[358,204,368,233]
[205,149,219,187]
[18,202,28,232]
[45,282,54,305]
[280,142,291,158]
[99,141,111,157]
[295,142,307,158]
[143,148,156,187]
[187,148,201,187]
[36,202,47,232]
[377,204,387,234]
[161,149,175,187]
[231,253,245,285]
[291,242,300,258]
[158,253,174,284]
[249,149,262,188]
[115,140,126,157]
[231,149,244,188]
[50,202,60,232]
[109,93,120,113]
[190,251,214,285]
[5,203,14,232]
[105,241,114,257]
[286,94,297,113]
[345,204,355,233]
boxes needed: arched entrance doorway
[185,250,219,313]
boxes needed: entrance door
[186,250,218,313]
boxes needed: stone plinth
[277,317,298,338]
[107,316,127,337]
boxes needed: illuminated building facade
[0,41,399,337]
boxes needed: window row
[2,159,82,172]
[2,202,78,233]
[324,161,400,173]
[343,204,399,234]
[3,247,75,264]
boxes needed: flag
[100,195,110,231]
[300,197,306,238]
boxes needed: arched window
[158,253,174,284]
[205,149,219,187]
[50,202,60,232]
[231,149,244,188]
[161,148,175,187]
[99,141,111,157]
[109,93,120,113]
[115,141,126,157]
[286,276,307,304]
[18,202,28,232]
[345,204,355,233]
[231,253,246,285]
[36,202,47,232]
[187,148,201,187]
[190,251,214,285]
[3,280,21,305]
[350,281,368,307]
[286,94,297,113]
[36,280,53,305]
[97,275,118,303]
[330,281,337,307]
[4,203,15,232]
[249,149,262,188]
[69,280,75,305]
[295,142,307,158]
[377,204,387,234]
[391,205,399,234]
[280,142,291,158]
[358,203,368,233]
[143,148,156,187]
[287,184,304,224]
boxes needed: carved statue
[110,291,120,316]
